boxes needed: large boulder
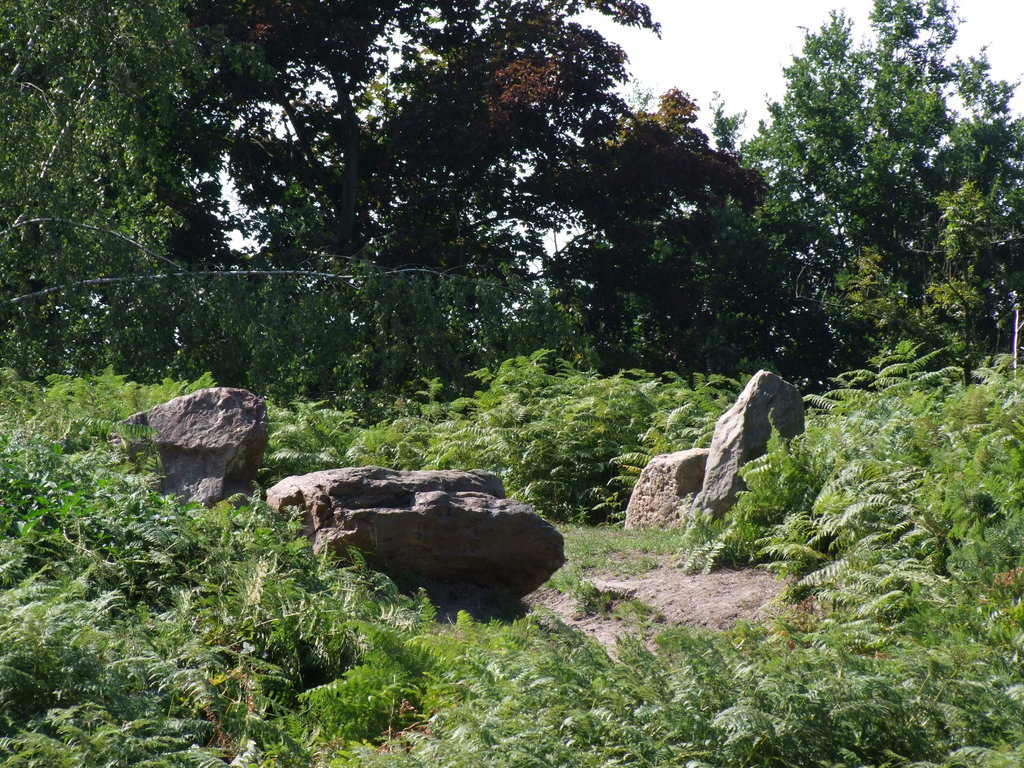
[125,387,268,505]
[266,466,565,597]
[692,370,804,518]
[624,448,709,529]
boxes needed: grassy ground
[533,524,782,645]
[550,523,693,585]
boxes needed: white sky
[581,1,1024,136]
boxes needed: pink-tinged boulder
[624,448,709,529]
[692,370,804,518]
[125,387,268,505]
[266,466,565,597]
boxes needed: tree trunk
[334,80,360,254]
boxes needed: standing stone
[692,370,804,518]
[125,387,268,505]
[624,448,709,529]
[266,466,565,597]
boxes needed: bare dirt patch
[589,566,782,630]
[526,565,783,649]
[420,562,783,653]
[418,525,786,650]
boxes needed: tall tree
[182,0,661,270]
[747,0,1024,376]
[544,89,762,372]
[2,0,762,397]
[0,0,215,374]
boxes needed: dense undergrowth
[264,350,742,524]
[1,346,1023,766]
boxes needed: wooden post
[1014,306,1021,373]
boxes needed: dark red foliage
[177,0,763,372]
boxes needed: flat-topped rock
[266,466,565,597]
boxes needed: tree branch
[6,264,483,306]
[10,23,42,80]
[2,219,510,307]
[0,217,190,275]
[39,68,101,182]
[7,269,353,305]
[902,233,1024,255]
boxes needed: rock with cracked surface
[624,448,709,529]
[692,370,804,518]
[125,387,268,505]
[266,466,565,597]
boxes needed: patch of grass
[611,597,663,626]
[569,580,617,615]
[548,524,696,621]
[557,523,693,576]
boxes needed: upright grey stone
[624,448,709,529]
[692,370,804,518]
[125,387,268,505]
[266,466,565,597]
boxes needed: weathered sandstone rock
[624,448,709,529]
[125,387,268,505]
[692,370,804,518]
[266,466,565,597]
